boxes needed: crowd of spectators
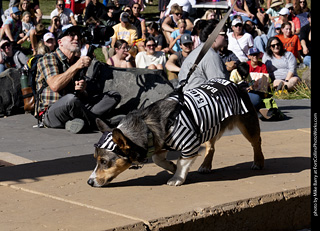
[0,0,312,133]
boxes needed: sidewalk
[0,99,312,230]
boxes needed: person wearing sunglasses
[161,3,193,45]
[227,18,254,62]
[135,37,166,70]
[262,36,300,91]
[50,0,77,27]
[35,25,121,133]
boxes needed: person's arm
[161,16,174,33]
[243,0,255,18]
[47,56,91,92]
[70,15,77,26]
[2,24,14,42]
[165,53,180,72]
[285,52,296,81]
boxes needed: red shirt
[247,60,268,74]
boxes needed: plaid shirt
[35,48,76,114]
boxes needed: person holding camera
[35,26,121,133]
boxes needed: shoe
[65,118,85,134]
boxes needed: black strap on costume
[165,2,235,132]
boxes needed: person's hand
[75,79,86,92]
[124,52,131,62]
[76,56,92,69]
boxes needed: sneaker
[65,118,85,134]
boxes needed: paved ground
[0,99,312,230]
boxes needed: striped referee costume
[165,78,248,159]
[95,79,248,159]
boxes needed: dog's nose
[87,178,95,187]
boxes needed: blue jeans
[303,56,311,67]
[248,92,262,110]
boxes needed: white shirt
[50,8,74,26]
[227,32,254,62]
[135,51,166,69]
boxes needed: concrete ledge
[144,187,311,231]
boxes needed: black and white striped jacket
[95,79,248,159]
[165,78,248,158]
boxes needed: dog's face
[88,119,148,187]
[88,146,132,187]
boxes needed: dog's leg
[237,114,264,170]
[152,150,177,174]
[167,156,197,186]
[198,139,217,173]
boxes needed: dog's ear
[112,128,131,151]
[96,118,112,133]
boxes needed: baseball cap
[120,12,130,23]
[43,32,55,42]
[10,6,21,15]
[58,25,83,39]
[279,8,290,15]
[180,34,192,44]
[232,18,243,27]
[248,47,260,55]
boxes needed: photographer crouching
[35,25,121,133]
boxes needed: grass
[3,0,310,99]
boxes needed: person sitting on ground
[262,36,300,91]
[169,18,191,53]
[219,36,240,73]
[101,1,119,27]
[247,47,270,94]
[0,6,23,43]
[21,11,33,36]
[276,22,302,63]
[227,18,254,62]
[191,19,203,49]
[19,0,42,24]
[146,22,168,53]
[48,15,62,39]
[35,26,121,133]
[50,0,77,27]
[286,3,301,35]
[300,11,311,67]
[201,9,217,20]
[274,8,296,34]
[228,0,258,24]
[111,12,138,48]
[106,39,134,68]
[131,2,146,40]
[165,0,196,19]
[244,19,268,53]
[135,37,166,70]
[0,39,28,73]
[161,4,193,44]
[83,0,107,22]
[266,0,283,24]
[43,32,56,52]
[166,33,193,80]
[178,19,229,91]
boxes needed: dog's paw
[198,165,212,174]
[167,176,184,186]
[251,161,264,170]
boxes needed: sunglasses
[58,4,65,7]
[271,43,280,48]
[175,13,182,16]
[234,24,243,28]
[66,31,80,39]
[146,44,156,48]
[133,6,141,10]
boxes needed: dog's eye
[100,159,108,165]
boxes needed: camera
[81,24,114,46]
